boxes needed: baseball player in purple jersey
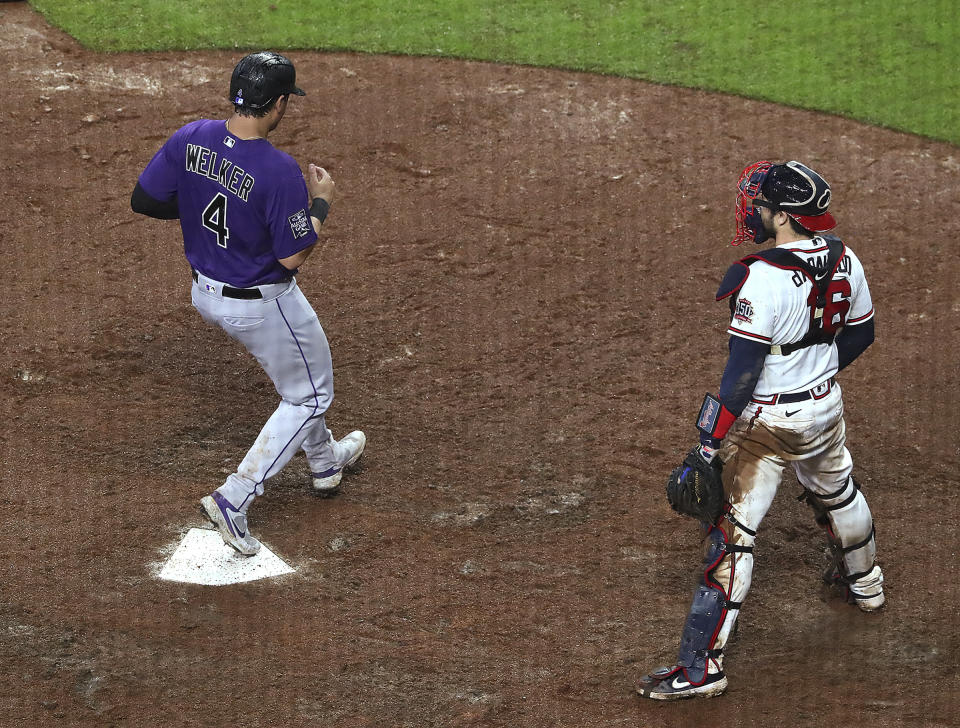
[131,51,365,556]
[637,161,884,700]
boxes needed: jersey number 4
[202,193,229,248]
[808,279,852,334]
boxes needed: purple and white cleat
[201,491,261,556]
[312,431,366,495]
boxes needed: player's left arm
[280,165,335,269]
[271,165,322,271]
[717,337,768,416]
[666,335,766,519]
[834,251,875,371]
[695,269,775,457]
[835,318,874,370]
[697,336,768,453]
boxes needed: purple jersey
[138,119,318,287]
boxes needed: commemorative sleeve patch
[288,209,311,239]
[734,298,754,324]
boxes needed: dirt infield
[1,3,958,726]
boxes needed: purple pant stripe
[244,296,324,495]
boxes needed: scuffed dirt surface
[1,3,958,726]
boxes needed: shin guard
[675,521,753,683]
[801,477,880,594]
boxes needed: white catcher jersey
[728,238,874,396]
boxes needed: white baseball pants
[191,274,353,512]
[708,381,880,658]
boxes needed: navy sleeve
[835,318,875,371]
[717,336,769,417]
[131,181,180,220]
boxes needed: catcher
[638,161,885,700]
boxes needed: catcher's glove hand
[665,446,725,523]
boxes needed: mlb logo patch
[734,298,754,324]
[288,209,311,239]
[224,136,236,148]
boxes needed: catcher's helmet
[732,160,836,245]
[229,51,305,110]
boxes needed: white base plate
[158,528,295,585]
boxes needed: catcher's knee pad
[802,476,877,581]
[676,523,753,682]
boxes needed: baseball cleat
[312,430,366,494]
[853,591,885,612]
[849,565,885,612]
[823,563,885,612]
[200,491,261,556]
[636,665,728,700]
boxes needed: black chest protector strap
[719,236,846,356]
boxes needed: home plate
[158,528,295,585]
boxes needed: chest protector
[716,235,846,356]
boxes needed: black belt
[192,269,262,299]
[752,378,835,405]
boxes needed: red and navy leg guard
[674,523,752,683]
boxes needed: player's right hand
[307,163,335,204]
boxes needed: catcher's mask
[731,160,837,245]
[230,51,305,110]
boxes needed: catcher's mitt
[666,447,725,523]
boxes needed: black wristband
[309,197,330,224]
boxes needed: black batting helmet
[759,161,836,232]
[229,51,305,110]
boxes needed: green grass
[26,0,960,146]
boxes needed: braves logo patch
[288,209,311,239]
[734,298,754,324]
[698,397,719,431]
